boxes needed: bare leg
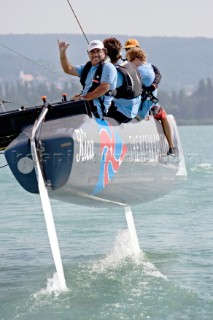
[160,117,174,148]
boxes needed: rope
[0,164,8,169]
[66,0,89,44]
[1,2,89,88]
[0,151,7,168]
[0,42,81,88]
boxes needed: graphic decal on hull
[93,118,127,194]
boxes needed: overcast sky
[0,0,212,38]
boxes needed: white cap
[87,40,104,52]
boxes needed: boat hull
[5,109,186,208]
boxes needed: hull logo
[93,119,127,194]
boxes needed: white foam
[90,230,138,272]
[141,260,167,279]
[33,272,69,298]
[191,162,213,172]
[91,230,166,280]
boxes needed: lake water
[0,125,212,320]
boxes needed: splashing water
[91,229,166,279]
[33,272,69,298]
[191,162,213,173]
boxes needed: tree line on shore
[0,77,213,125]
[159,77,213,124]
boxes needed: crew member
[125,39,176,156]
[103,37,142,123]
[58,39,117,119]
[124,39,162,94]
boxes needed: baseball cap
[124,39,140,49]
[87,40,104,52]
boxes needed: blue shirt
[113,59,141,118]
[75,62,117,117]
[137,63,159,119]
[137,63,155,87]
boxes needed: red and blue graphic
[93,118,127,194]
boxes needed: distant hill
[0,34,213,90]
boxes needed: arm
[58,40,79,76]
[82,83,110,100]
[143,64,162,92]
[151,64,162,89]
[82,62,116,100]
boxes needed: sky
[0,0,213,38]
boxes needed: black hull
[0,100,90,150]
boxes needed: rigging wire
[0,1,89,100]
[0,42,81,88]
[0,1,89,89]
[0,164,8,169]
[66,0,89,44]
[0,152,8,169]
[0,2,89,169]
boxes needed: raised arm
[58,40,79,76]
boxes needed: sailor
[125,39,176,156]
[103,37,142,123]
[58,39,117,119]
[125,47,158,120]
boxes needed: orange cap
[124,39,140,49]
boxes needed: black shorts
[107,103,132,124]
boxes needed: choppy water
[0,125,212,320]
